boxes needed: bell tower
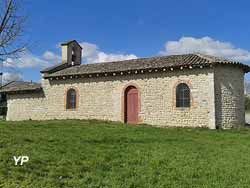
[61,40,82,66]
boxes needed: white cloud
[160,37,250,62]
[80,42,99,58]
[2,42,137,71]
[2,72,22,83]
[3,51,59,69]
[42,51,61,63]
[1,51,60,84]
[80,42,137,63]
[18,53,50,68]
[95,52,137,63]
[4,38,250,83]
[0,42,137,83]
[2,58,16,68]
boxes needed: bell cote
[61,40,82,66]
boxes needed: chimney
[61,40,82,66]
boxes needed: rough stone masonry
[1,40,249,129]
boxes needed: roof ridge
[41,53,212,72]
[194,53,231,63]
[76,54,194,67]
[0,81,42,93]
[0,80,15,89]
[42,53,250,79]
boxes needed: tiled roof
[41,63,72,74]
[42,53,250,78]
[0,81,42,94]
[60,40,82,49]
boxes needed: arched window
[66,88,77,109]
[176,83,190,108]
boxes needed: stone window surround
[172,80,194,111]
[63,81,194,115]
[64,86,79,111]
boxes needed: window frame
[175,82,191,108]
[65,87,79,110]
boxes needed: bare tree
[0,0,26,61]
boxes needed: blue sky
[2,0,250,82]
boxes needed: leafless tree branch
[0,0,27,60]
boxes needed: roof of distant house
[0,81,42,94]
[41,53,250,79]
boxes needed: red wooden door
[125,86,139,124]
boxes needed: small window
[66,88,77,109]
[176,83,190,108]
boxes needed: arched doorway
[124,86,139,124]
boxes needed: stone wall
[214,66,245,128]
[7,92,47,120]
[6,68,216,128]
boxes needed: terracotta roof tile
[42,53,250,78]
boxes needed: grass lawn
[1,120,250,187]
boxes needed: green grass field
[1,120,250,188]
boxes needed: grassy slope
[1,120,250,188]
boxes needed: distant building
[0,40,250,129]
[245,81,250,96]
